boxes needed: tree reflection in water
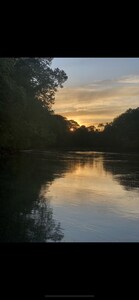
[21,200,64,242]
[0,152,70,242]
[103,153,139,191]
[1,151,139,242]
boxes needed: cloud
[54,75,139,126]
[116,75,139,84]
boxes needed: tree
[97,123,104,131]
[87,125,96,132]
[0,58,68,150]
[13,58,68,112]
[102,108,139,150]
[67,119,80,131]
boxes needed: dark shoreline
[0,147,139,159]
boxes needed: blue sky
[52,58,139,126]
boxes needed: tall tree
[0,58,68,150]
[13,58,68,111]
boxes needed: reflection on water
[0,151,139,242]
[0,152,65,242]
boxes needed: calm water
[0,151,139,242]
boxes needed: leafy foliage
[103,108,139,150]
[0,57,139,153]
[0,58,68,150]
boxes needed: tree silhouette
[0,152,69,242]
[0,58,68,151]
[20,200,64,242]
[103,153,139,191]
[102,108,139,151]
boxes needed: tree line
[0,57,139,153]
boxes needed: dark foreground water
[0,151,139,242]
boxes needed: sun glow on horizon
[70,127,74,132]
[52,58,139,128]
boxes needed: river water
[0,151,139,242]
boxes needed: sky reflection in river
[39,152,139,242]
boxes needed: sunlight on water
[39,152,139,242]
[0,151,139,242]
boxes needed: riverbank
[1,145,139,159]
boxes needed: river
[0,151,139,242]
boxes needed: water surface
[0,151,139,242]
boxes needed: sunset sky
[52,58,139,127]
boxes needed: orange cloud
[53,76,139,126]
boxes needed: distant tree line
[0,58,139,153]
[61,108,139,151]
